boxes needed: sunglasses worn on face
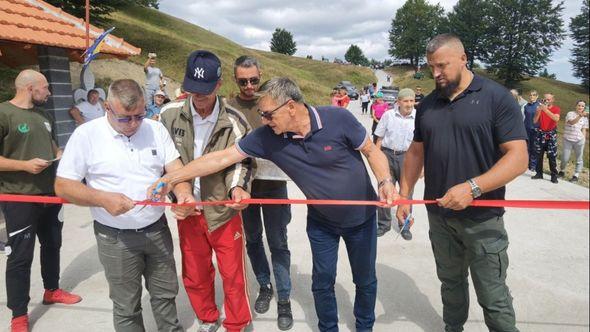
[237,77,260,87]
[258,100,291,121]
[109,109,147,123]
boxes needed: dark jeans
[242,180,292,301]
[1,201,63,317]
[534,129,558,177]
[94,217,182,332]
[428,212,518,332]
[361,102,369,114]
[306,213,377,332]
[525,127,538,170]
[371,121,379,143]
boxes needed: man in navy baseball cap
[183,50,222,94]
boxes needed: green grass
[104,5,375,105]
[387,65,590,171]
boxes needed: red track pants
[177,213,251,331]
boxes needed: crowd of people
[0,33,588,332]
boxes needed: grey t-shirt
[145,66,162,90]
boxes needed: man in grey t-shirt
[144,53,163,103]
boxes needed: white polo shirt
[374,107,415,152]
[57,116,180,229]
[190,96,220,200]
[76,101,105,122]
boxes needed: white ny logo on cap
[194,67,205,79]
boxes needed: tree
[539,68,556,79]
[447,0,491,69]
[45,0,159,25]
[388,0,446,67]
[482,0,565,86]
[270,28,297,56]
[570,0,589,88]
[344,45,369,66]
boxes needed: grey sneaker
[255,284,273,314]
[197,320,220,332]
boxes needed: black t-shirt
[414,74,527,220]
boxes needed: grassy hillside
[387,65,590,185]
[0,5,375,105]
[106,5,374,105]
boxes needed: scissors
[137,182,165,212]
[395,213,412,241]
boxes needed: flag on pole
[82,27,115,68]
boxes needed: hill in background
[0,4,375,105]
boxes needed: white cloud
[159,0,584,84]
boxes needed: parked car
[336,81,359,100]
[379,88,398,107]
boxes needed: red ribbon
[0,194,588,210]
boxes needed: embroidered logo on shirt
[44,122,52,132]
[323,145,333,151]
[151,149,157,156]
[17,123,30,133]
[234,231,242,240]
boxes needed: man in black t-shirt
[414,86,425,106]
[0,70,81,331]
[397,34,527,332]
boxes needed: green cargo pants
[427,212,518,332]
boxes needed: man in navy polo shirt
[149,77,397,332]
[397,34,527,332]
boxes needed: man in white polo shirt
[54,79,194,332]
[69,89,105,125]
[374,88,417,240]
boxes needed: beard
[32,96,47,106]
[435,74,461,98]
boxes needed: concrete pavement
[1,71,588,331]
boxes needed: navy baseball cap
[182,50,222,94]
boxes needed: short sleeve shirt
[57,117,180,229]
[563,111,589,142]
[0,102,58,194]
[374,108,415,151]
[523,101,540,129]
[538,105,560,131]
[145,66,162,90]
[414,74,527,220]
[76,101,105,122]
[237,105,377,227]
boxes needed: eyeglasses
[237,77,260,87]
[258,100,291,121]
[108,108,146,123]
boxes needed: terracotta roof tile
[0,0,140,58]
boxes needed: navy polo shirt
[414,74,527,221]
[237,105,377,227]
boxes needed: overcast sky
[159,0,583,84]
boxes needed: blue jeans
[306,213,377,332]
[242,180,292,301]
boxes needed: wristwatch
[467,178,482,198]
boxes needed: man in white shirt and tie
[374,88,417,239]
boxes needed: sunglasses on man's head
[237,77,260,87]
[258,100,291,121]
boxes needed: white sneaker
[198,320,220,332]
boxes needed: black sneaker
[558,171,565,177]
[277,300,294,330]
[532,173,543,179]
[255,284,273,314]
[550,176,558,184]
[570,176,579,182]
[400,228,413,241]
